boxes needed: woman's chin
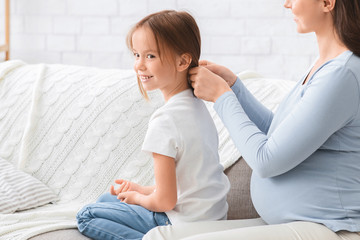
[296,25,312,34]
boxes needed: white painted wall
[0,0,319,81]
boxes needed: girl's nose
[135,58,146,71]
[283,0,291,9]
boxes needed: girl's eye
[147,54,155,59]
[133,53,140,58]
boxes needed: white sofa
[0,60,295,240]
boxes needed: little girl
[76,10,230,240]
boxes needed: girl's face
[132,27,186,100]
[284,0,327,34]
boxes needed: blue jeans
[76,193,171,240]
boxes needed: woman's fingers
[196,61,237,86]
[189,66,231,102]
[199,59,212,66]
[188,66,199,75]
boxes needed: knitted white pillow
[0,158,58,214]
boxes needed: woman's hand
[189,66,232,102]
[199,60,237,87]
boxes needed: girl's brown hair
[127,10,201,99]
[332,0,360,56]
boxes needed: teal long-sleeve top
[214,51,360,232]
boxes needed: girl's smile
[138,74,154,83]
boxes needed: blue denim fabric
[76,193,171,240]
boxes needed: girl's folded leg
[96,193,118,203]
[76,201,170,240]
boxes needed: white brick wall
[0,0,319,81]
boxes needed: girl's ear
[322,0,335,12]
[176,53,192,72]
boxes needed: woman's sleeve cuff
[230,77,242,95]
[214,91,235,111]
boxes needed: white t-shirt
[142,89,230,225]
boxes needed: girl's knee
[97,192,118,202]
[76,206,94,233]
[76,205,92,222]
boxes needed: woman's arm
[117,152,177,212]
[215,66,359,178]
[189,63,273,133]
[230,78,274,134]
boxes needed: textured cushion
[225,157,259,220]
[0,158,58,214]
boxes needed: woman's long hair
[332,0,360,56]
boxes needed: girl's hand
[120,153,177,212]
[110,179,139,196]
[189,66,231,102]
[117,191,140,204]
[199,60,237,87]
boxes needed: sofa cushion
[29,229,90,240]
[0,158,58,214]
[225,157,259,220]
